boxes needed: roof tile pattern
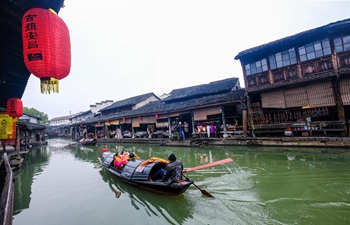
[100,93,159,112]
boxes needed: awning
[140,116,156,124]
[109,120,120,125]
[307,82,335,107]
[132,118,140,127]
[193,106,221,121]
[261,90,285,108]
[120,118,132,124]
[157,114,168,119]
[340,78,350,105]
[284,86,308,108]
[169,113,180,118]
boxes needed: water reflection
[98,168,194,224]
[13,145,51,215]
[13,138,350,225]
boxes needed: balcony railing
[246,55,338,92]
[338,51,350,74]
[301,56,333,77]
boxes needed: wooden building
[70,78,246,139]
[18,114,46,148]
[234,18,350,137]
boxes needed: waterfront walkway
[96,136,350,149]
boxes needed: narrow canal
[13,138,349,225]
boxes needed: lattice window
[298,38,331,62]
[334,34,350,53]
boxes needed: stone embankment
[96,136,350,149]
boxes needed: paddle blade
[201,189,214,198]
[183,158,233,173]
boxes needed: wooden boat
[79,138,97,146]
[99,151,193,196]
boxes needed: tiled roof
[50,115,71,121]
[234,18,350,60]
[163,78,239,102]
[79,88,246,124]
[18,121,46,130]
[100,93,160,112]
[70,110,91,119]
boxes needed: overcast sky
[21,0,350,119]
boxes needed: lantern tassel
[40,78,59,94]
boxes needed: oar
[110,184,121,198]
[183,174,214,198]
[182,158,233,173]
[66,143,76,147]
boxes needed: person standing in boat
[152,153,183,184]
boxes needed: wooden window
[269,48,297,69]
[193,107,221,121]
[334,34,350,53]
[261,90,285,108]
[299,38,331,62]
[245,58,268,75]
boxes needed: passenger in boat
[100,147,109,156]
[128,152,140,161]
[121,150,129,161]
[114,152,127,169]
[151,153,183,183]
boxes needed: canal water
[13,138,349,225]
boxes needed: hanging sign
[0,113,15,140]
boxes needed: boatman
[152,153,183,184]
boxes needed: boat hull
[99,152,192,196]
[79,138,97,146]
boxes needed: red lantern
[138,116,142,121]
[7,98,23,118]
[122,118,126,122]
[22,8,71,94]
[155,114,159,119]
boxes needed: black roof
[18,121,46,130]
[234,18,350,61]
[163,78,239,102]
[0,0,65,109]
[70,110,92,119]
[79,88,246,125]
[100,93,160,112]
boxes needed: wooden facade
[235,18,350,137]
[66,78,246,139]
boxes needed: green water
[13,138,350,225]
